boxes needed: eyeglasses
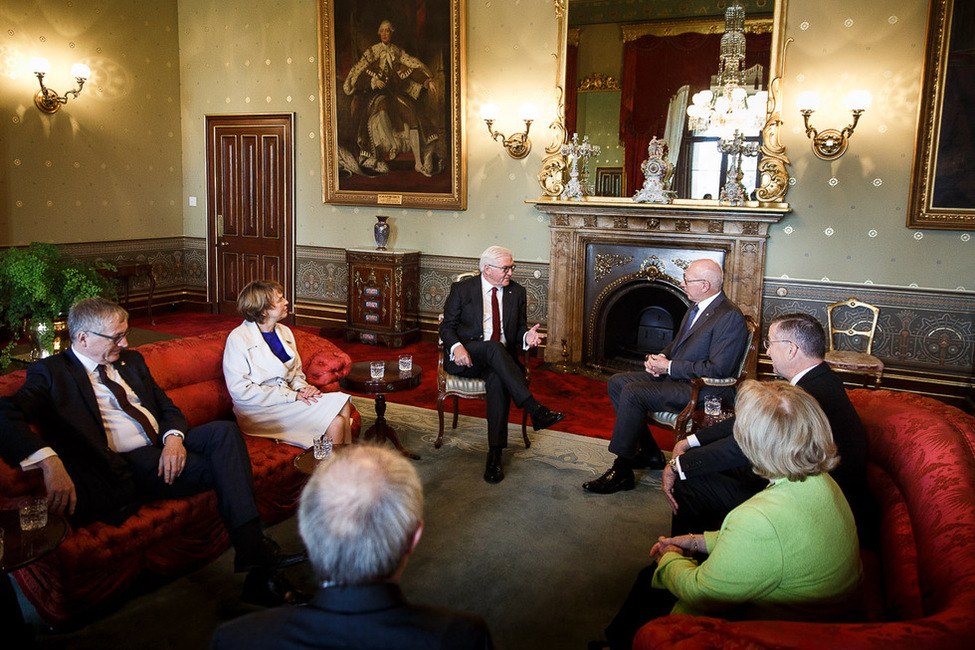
[487,264,516,274]
[88,329,130,344]
[682,277,707,285]
[762,338,794,350]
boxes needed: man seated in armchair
[439,246,566,484]
[0,297,307,606]
[585,259,749,494]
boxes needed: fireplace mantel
[531,198,789,377]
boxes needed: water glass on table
[370,361,385,380]
[704,395,722,417]
[313,434,333,460]
[19,497,48,531]
[398,353,413,375]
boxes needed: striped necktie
[97,364,159,446]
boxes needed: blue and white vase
[374,215,390,250]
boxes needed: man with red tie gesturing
[439,246,565,483]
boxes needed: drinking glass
[704,396,722,417]
[313,434,333,460]
[19,497,48,531]
[370,361,385,380]
[398,354,413,374]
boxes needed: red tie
[97,364,160,446]
[490,287,501,342]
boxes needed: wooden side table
[1,508,68,645]
[341,361,423,459]
[98,262,156,324]
[345,249,419,348]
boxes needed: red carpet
[129,313,674,450]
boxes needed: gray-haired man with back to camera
[211,445,494,650]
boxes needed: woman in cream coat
[223,280,353,448]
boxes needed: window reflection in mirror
[569,5,774,200]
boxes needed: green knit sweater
[653,473,863,620]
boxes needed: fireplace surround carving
[532,198,788,378]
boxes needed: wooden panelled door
[206,114,294,316]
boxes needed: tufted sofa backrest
[634,389,975,649]
[0,328,352,497]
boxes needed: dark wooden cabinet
[345,248,420,348]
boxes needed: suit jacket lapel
[64,348,108,440]
[501,285,516,339]
[672,294,725,352]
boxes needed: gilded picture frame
[317,0,466,209]
[908,0,975,230]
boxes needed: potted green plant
[0,242,116,366]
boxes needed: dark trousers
[670,466,767,536]
[606,372,693,459]
[604,563,677,650]
[121,420,260,532]
[445,340,531,448]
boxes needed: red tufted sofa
[0,329,359,625]
[634,389,975,649]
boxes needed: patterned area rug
[351,396,663,487]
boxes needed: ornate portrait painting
[318,0,466,209]
[909,0,975,229]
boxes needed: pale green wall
[176,0,560,264]
[772,1,972,290]
[1,0,972,292]
[0,0,184,244]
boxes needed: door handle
[220,241,229,247]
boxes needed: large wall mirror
[540,0,791,205]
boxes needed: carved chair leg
[436,396,447,448]
[521,411,531,448]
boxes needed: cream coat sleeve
[223,323,300,407]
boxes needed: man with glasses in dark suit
[0,297,307,606]
[440,246,565,483]
[584,258,749,494]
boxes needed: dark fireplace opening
[593,281,689,373]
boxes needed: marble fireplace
[532,198,788,378]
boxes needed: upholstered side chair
[825,297,884,388]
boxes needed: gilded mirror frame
[908,0,975,230]
[540,0,791,204]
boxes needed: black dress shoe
[631,451,666,470]
[582,467,635,494]
[241,568,312,607]
[236,535,308,572]
[484,448,504,484]
[530,406,566,431]
[261,535,308,570]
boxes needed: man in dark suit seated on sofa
[439,245,565,484]
[211,444,494,650]
[584,259,749,494]
[0,297,307,606]
[663,312,875,545]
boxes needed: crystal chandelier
[685,1,767,205]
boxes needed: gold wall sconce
[480,103,537,159]
[796,90,871,160]
[30,57,91,114]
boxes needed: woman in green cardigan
[595,380,863,650]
